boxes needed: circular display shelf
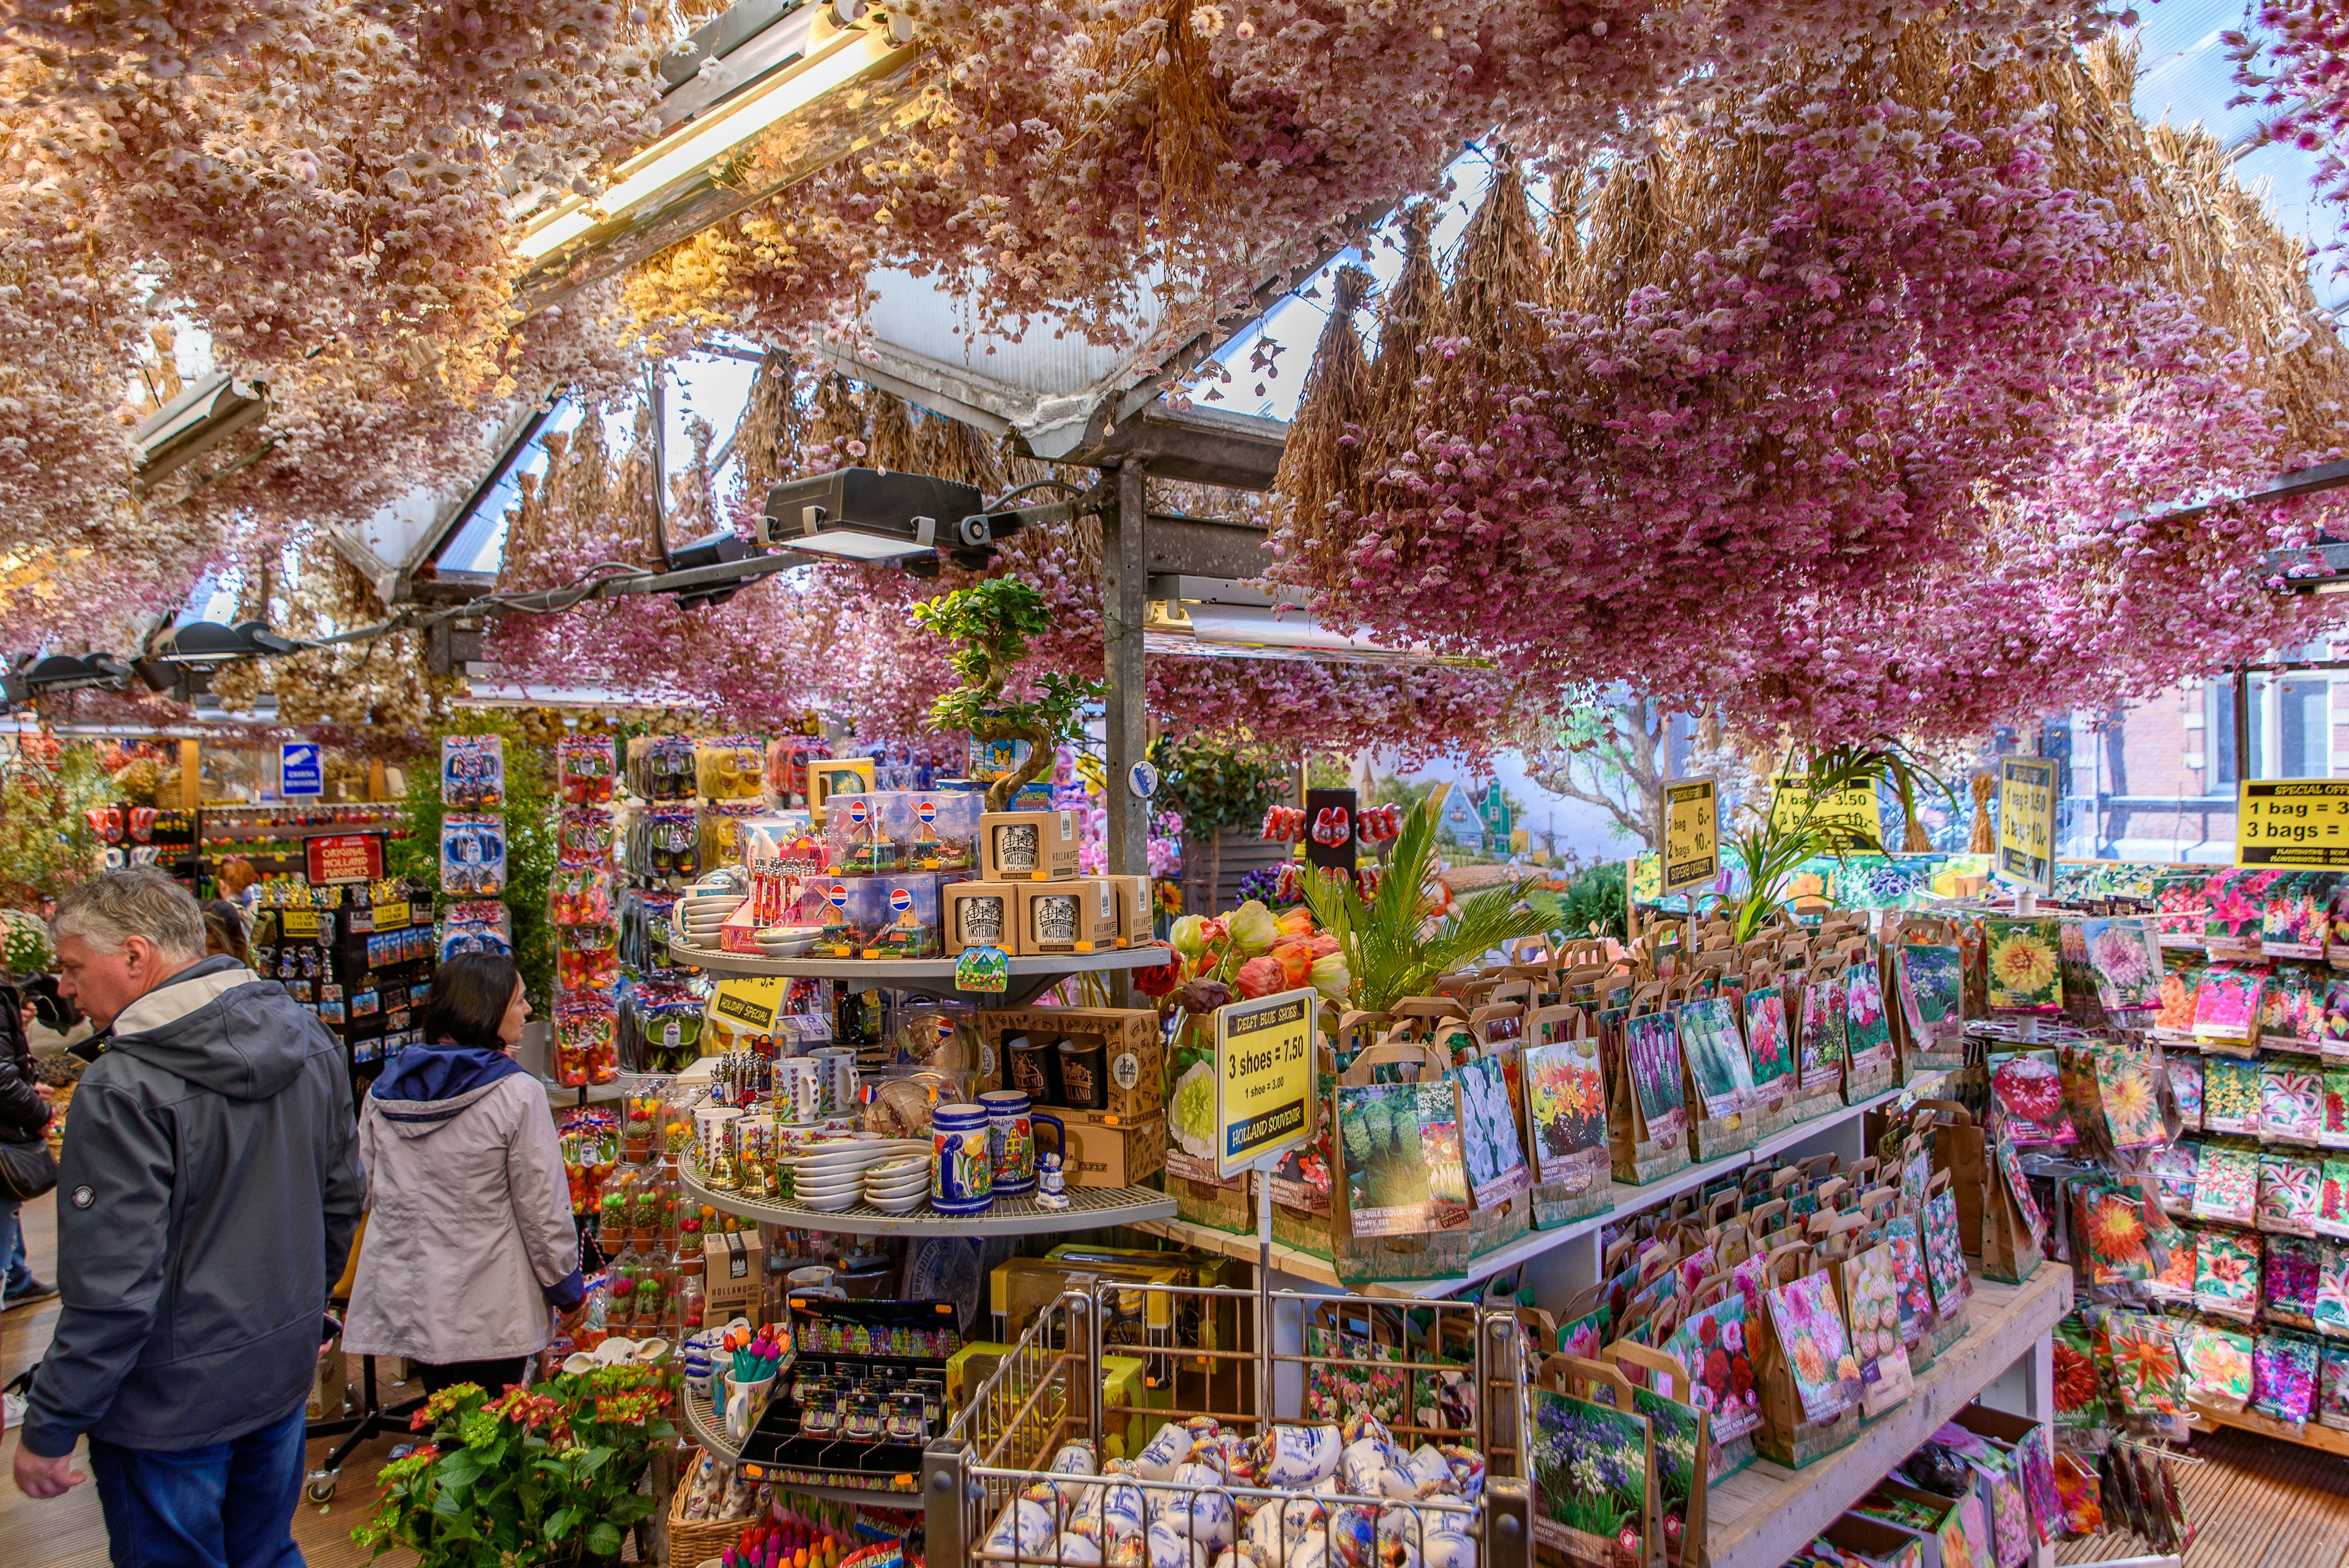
[669,936,1162,982]
[680,1160,1175,1237]
[678,1389,921,1505]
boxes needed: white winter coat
[343,1071,579,1363]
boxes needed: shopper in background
[201,900,250,968]
[0,971,57,1314]
[344,952,582,1396]
[12,868,363,1568]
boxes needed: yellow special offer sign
[1661,779,1720,895]
[711,975,788,1031]
[1997,757,2059,893]
[1214,987,1316,1180]
[2237,780,2349,868]
[1768,773,1883,849]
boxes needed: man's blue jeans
[86,1405,307,1568]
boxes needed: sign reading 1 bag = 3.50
[1661,778,1718,895]
[1214,987,1317,1180]
[1995,757,2058,894]
[2236,779,2349,868]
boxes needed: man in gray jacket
[11,869,363,1568]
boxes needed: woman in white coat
[344,953,582,1395]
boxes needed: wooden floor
[2054,1422,2349,1566]
[2,1193,418,1568]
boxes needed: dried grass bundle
[1271,264,1373,571]
[732,349,804,494]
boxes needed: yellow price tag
[1214,988,1317,1180]
[1661,779,1720,895]
[711,975,787,1030]
[1995,758,2059,893]
[1767,774,1882,849]
[2236,780,2349,868]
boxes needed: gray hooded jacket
[20,955,363,1458]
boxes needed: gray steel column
[1103,460,1149,881]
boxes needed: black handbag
[0,1133,54,1202]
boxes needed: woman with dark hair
[200,899,248,966]
[343,953,581,1395]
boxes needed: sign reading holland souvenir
[1996,757,2059,893]
[1767,771,1881,848]
[2237,779,2349,869]
[1661,778,1719,895]
[1214,986,1316,1180]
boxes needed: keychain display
[439,901,513,961]
[440,735,505,810]
[441,813,508,895]
[557,734,615,807]
[626,735,697,801]
[555,992,620,1087]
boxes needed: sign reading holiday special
[2236,779,2349,868]
[1661,778,1720,894]
[1996,758,2058,893]
[1214,987,1316,1180]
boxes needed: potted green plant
[911,577,1102,812]
[1721,742,1951,942]
[355,1366,675,1568]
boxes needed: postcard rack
[920,1279,1537,1568]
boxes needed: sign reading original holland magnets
[1214,986,1316,1180]
[1996,757,2059,893]
[2237,779,2349,868]
[1661,778,1719,895]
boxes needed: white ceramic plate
[864,1177,929,1199]
[801,1188,864,1212]
[866,1192,926,1214]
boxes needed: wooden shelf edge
[2191,1397,2349,1457]
[1701,1263,2074,1568]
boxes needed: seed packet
[1881,1214,1936,1350]
[2051,1451,2103,1539]
[1798,978,1847,1088]
[2268,1235,2324,1326]
[2147,1224,2197,1303]
[2323,1161,2349,1238]
[1745,988,1794,1100]
[2103,1311,2185,1418]
[2266,967,2328,1047]
[1989,1053,2071,1146]
[2091,1040,2169,1151]
[2194,1227,2262,1322]
[1896,944,1963,1051]
[1765,1270,1863,1423]
[2264,1059,2326,1147]
[2254,1330,2321,1424]
[1922,1188,1972,1320]
[2082,918,2164,1013]
[2192,965,2266,1044]
[1677,997,1756,1118]
[1451,1054,1532,1207]
[2013,1424,2062,1548]
[1523,1035,1610,1193]
[2326,1068,2349,1148]
[2324,1344,2349,1430]
[2167,1052,2204,1133]
[2208,870,2279,960]
[1838,1244,1914,1417]
[2203,1057,2264,1135]
[2153,964,2202,1040]
[1983,919,2063,1012]
[1335,1081,1472,1238]
[2326,980,2349,1060]
[2181,1322,2255,1411]
[2268,875,2336,960]
[440,734,505,809]
[2149,1142,2199,1216]
[1844,967,1895,1070]
[2193,1142,2261,1224]
[1661,1293,1762,1449]
[2320,1241,2349,1335]
[1625,1011,1690,1141]
[2052,1315,2106,1439]
[2261,1154,2324,1237]
[1527,1388,1654,1568]
[2073,1182,2156,1283]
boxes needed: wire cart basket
[922,1275,1536,1568]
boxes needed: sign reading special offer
[1995,758,2058,894]
[1660,778,1720,895]
[2236,779,2349,868]
[1214,987,1316,1180]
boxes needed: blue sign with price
[281,742,323,798]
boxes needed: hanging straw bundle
[1269,263,1373,574]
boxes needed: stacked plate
[863,1155,931,1215]
[754,924,825,958]
[782,1137,930,1213]
[678,889,743,947]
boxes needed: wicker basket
[665,1466,743,1568]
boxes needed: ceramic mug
[773,1056,822,1123]
[725,1370,777,1441]
[807,1046,858,1117]
[978,1088,1062,1198]
[932,1102,995,1215]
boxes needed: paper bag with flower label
[1608,994,1693,1186]
[1523,1005,1612,1227]
[1979,1136,2046,1284]
[1529,1355,1660,1568]
[1750,1243,1863,1467]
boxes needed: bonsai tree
[913,577,1102,811]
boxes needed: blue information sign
[281,742,323,799]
